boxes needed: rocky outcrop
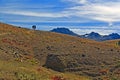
[45,54,66,72]
[44,53,120,78]
[45,53,95,72]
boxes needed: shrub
[14,72,36,80]
[117,41,120,46]
[32,25,36,30]
[51,75,66,80]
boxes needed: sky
[0,0,120,35]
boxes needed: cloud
[69,0,120,4]
[62,0,87,4]
[70,3,120,22]
[1,0,120,23]
[0,10,72,18]
[61,0,120,23]
[70,27,120,35]
[1,0,120,36]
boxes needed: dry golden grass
[103,39,120,48]
[0,22,120,80]
[0,59,90,80]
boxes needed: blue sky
[0,0,120,35]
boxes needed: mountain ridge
[81,32,120,41]
[50,27,120,41]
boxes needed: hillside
[0,22,120,80]
[0,22,90,80]
[103,39,120,47]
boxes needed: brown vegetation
[0,22,120,80]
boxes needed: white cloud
[62,0,87,4]
[0,10,72,18]
[61,0,120,23]
[4,2,120,23]
[1,0,120,24]
[70,28,119,35]
[68,2,120,22]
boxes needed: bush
[51,75,66,80]
[14,72,36,80]
[117,41,120,46]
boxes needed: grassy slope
[0,59,90,80]
[0,22,120,80]
[103,39,120,48]
[0,22,90,80]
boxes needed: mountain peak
[81,32,120,41]
[108,33,120,39]
[109,33,119,36]
[89,32,101,37]
[50,28,120,41]
[50,27,78,36]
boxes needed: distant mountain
[50,28,79,36]
[80,32,101,41]
[81,32,120,41]
[50,28,120,41]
